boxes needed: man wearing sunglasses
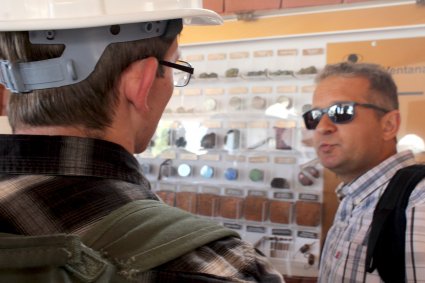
[305,62,425,282]
[0,1,284,282]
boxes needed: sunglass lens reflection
[304,104,355,130]
[303,110,321,130]
[329,104,354,124]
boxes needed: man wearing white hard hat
[0,1,284,282]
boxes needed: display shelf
[137,37,326,277]
[191,71,321,82]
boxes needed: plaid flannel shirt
[0,134,284,283]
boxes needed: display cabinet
[137,36,326,277]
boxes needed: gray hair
[316,62,399,110]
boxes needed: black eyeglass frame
[158,59,194,87]
[302,101,390,130]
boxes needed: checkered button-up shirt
[319,150,425,283]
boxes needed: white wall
[0,116,12,134]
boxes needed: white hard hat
[0,0,223,93]
[0,0,223,31]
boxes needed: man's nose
[315,114,337,134]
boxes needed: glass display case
[137,37,326,277]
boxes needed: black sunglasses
[302,101,390,130]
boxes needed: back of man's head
[0,0,222,132]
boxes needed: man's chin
[318,155,340,171]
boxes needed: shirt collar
[335,150,416,206]
[0,134,147,185]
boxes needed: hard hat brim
[0,8,223,31]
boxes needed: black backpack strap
[366,164,425,283]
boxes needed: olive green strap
[0,233,117,283]
[0,200,239,282]
[82,200,240,273]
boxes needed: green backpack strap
[0,233,119,283]
[82,200,240,275]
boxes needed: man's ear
[381,110,400,141]
[119,57,158,111]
